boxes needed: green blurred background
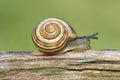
[0,0,120,51]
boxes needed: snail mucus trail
[32,18,98,55]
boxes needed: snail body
[32,18,98,55]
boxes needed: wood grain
[0,50,120,80]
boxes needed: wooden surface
[0,50,120,80]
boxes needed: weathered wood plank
[0,50,120,80]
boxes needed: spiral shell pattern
[32,18,76,54]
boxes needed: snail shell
[32,18,98,55]
[32,18,76,54]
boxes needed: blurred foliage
[0,0,120,51]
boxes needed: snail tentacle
[75,32,98,40]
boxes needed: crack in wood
[67,68,120,72]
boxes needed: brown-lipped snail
[32,18,98,55]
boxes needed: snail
[32,18,98,55]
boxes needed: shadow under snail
[32,18,98,55]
